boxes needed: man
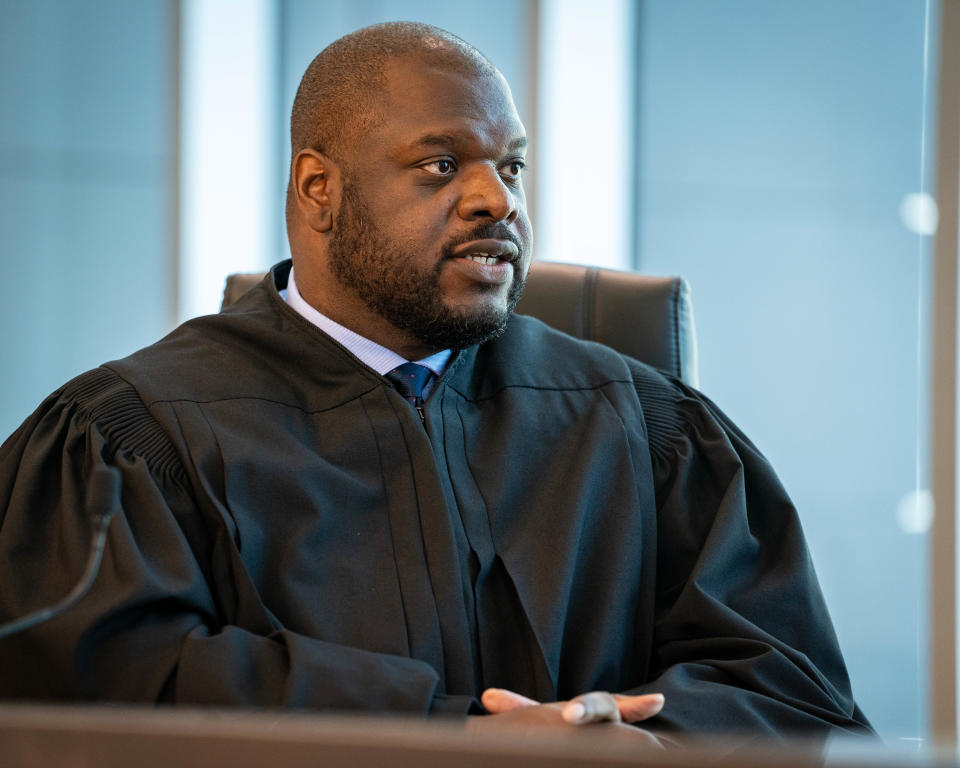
[0,22,871,741]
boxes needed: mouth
[450,238,520,265]
[463,253,502,266]
[446,238,520,287]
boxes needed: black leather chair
[221,261,699,386]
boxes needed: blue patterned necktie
[385,362,433,408]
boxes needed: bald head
[290,22,499,169]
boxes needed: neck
[292,264,441,360]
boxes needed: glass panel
[0,0,176,438]
[634,0,934,741]
[179,0,279,322]
[536,0,636,270]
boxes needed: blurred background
[0,0,945,744]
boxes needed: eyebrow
[411,133,528,152]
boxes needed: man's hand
[466,688,666,747]
[481,687,664,725]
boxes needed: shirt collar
[281,266,452,377]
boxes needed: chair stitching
[572,272,584,337]
[584,268,599,340]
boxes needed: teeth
[465,253,501,265]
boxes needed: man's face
[326,56,533,351]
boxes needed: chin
[410,303,513,351]
[447,294,511,319]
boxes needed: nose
[457,164,519,224]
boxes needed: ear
[291,149,341,233]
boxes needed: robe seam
[443,378,635,403]
[135,388,382,414]
[191,402,243,552]
[449,398,497,692]
[451,394,559,695]
[382,382,450,690]
[358,392,414,659]
[595,381,654,686]
[596,382,649,531]
[453,401,497,547]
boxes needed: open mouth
[447,239,518,286]
[451,238,520,265]
[462,253,505,265]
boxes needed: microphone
[0,464,121,639]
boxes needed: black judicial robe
[0,262,872,738]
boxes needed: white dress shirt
[280,266,452,394]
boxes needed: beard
[327,182,527,351]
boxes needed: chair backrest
[221,261,699,386]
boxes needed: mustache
[441,224,525,262]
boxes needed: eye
[420,158,457,176]
[500,159,526,179]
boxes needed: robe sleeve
[624,361,874,738]
[0,367,473,715]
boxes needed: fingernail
[649,694,665,711]
[562,702,587,724]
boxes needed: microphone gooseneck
[0,464,120,639]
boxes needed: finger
[612,692,665,722]
[481,687,540,714]
[561,691,621,725]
